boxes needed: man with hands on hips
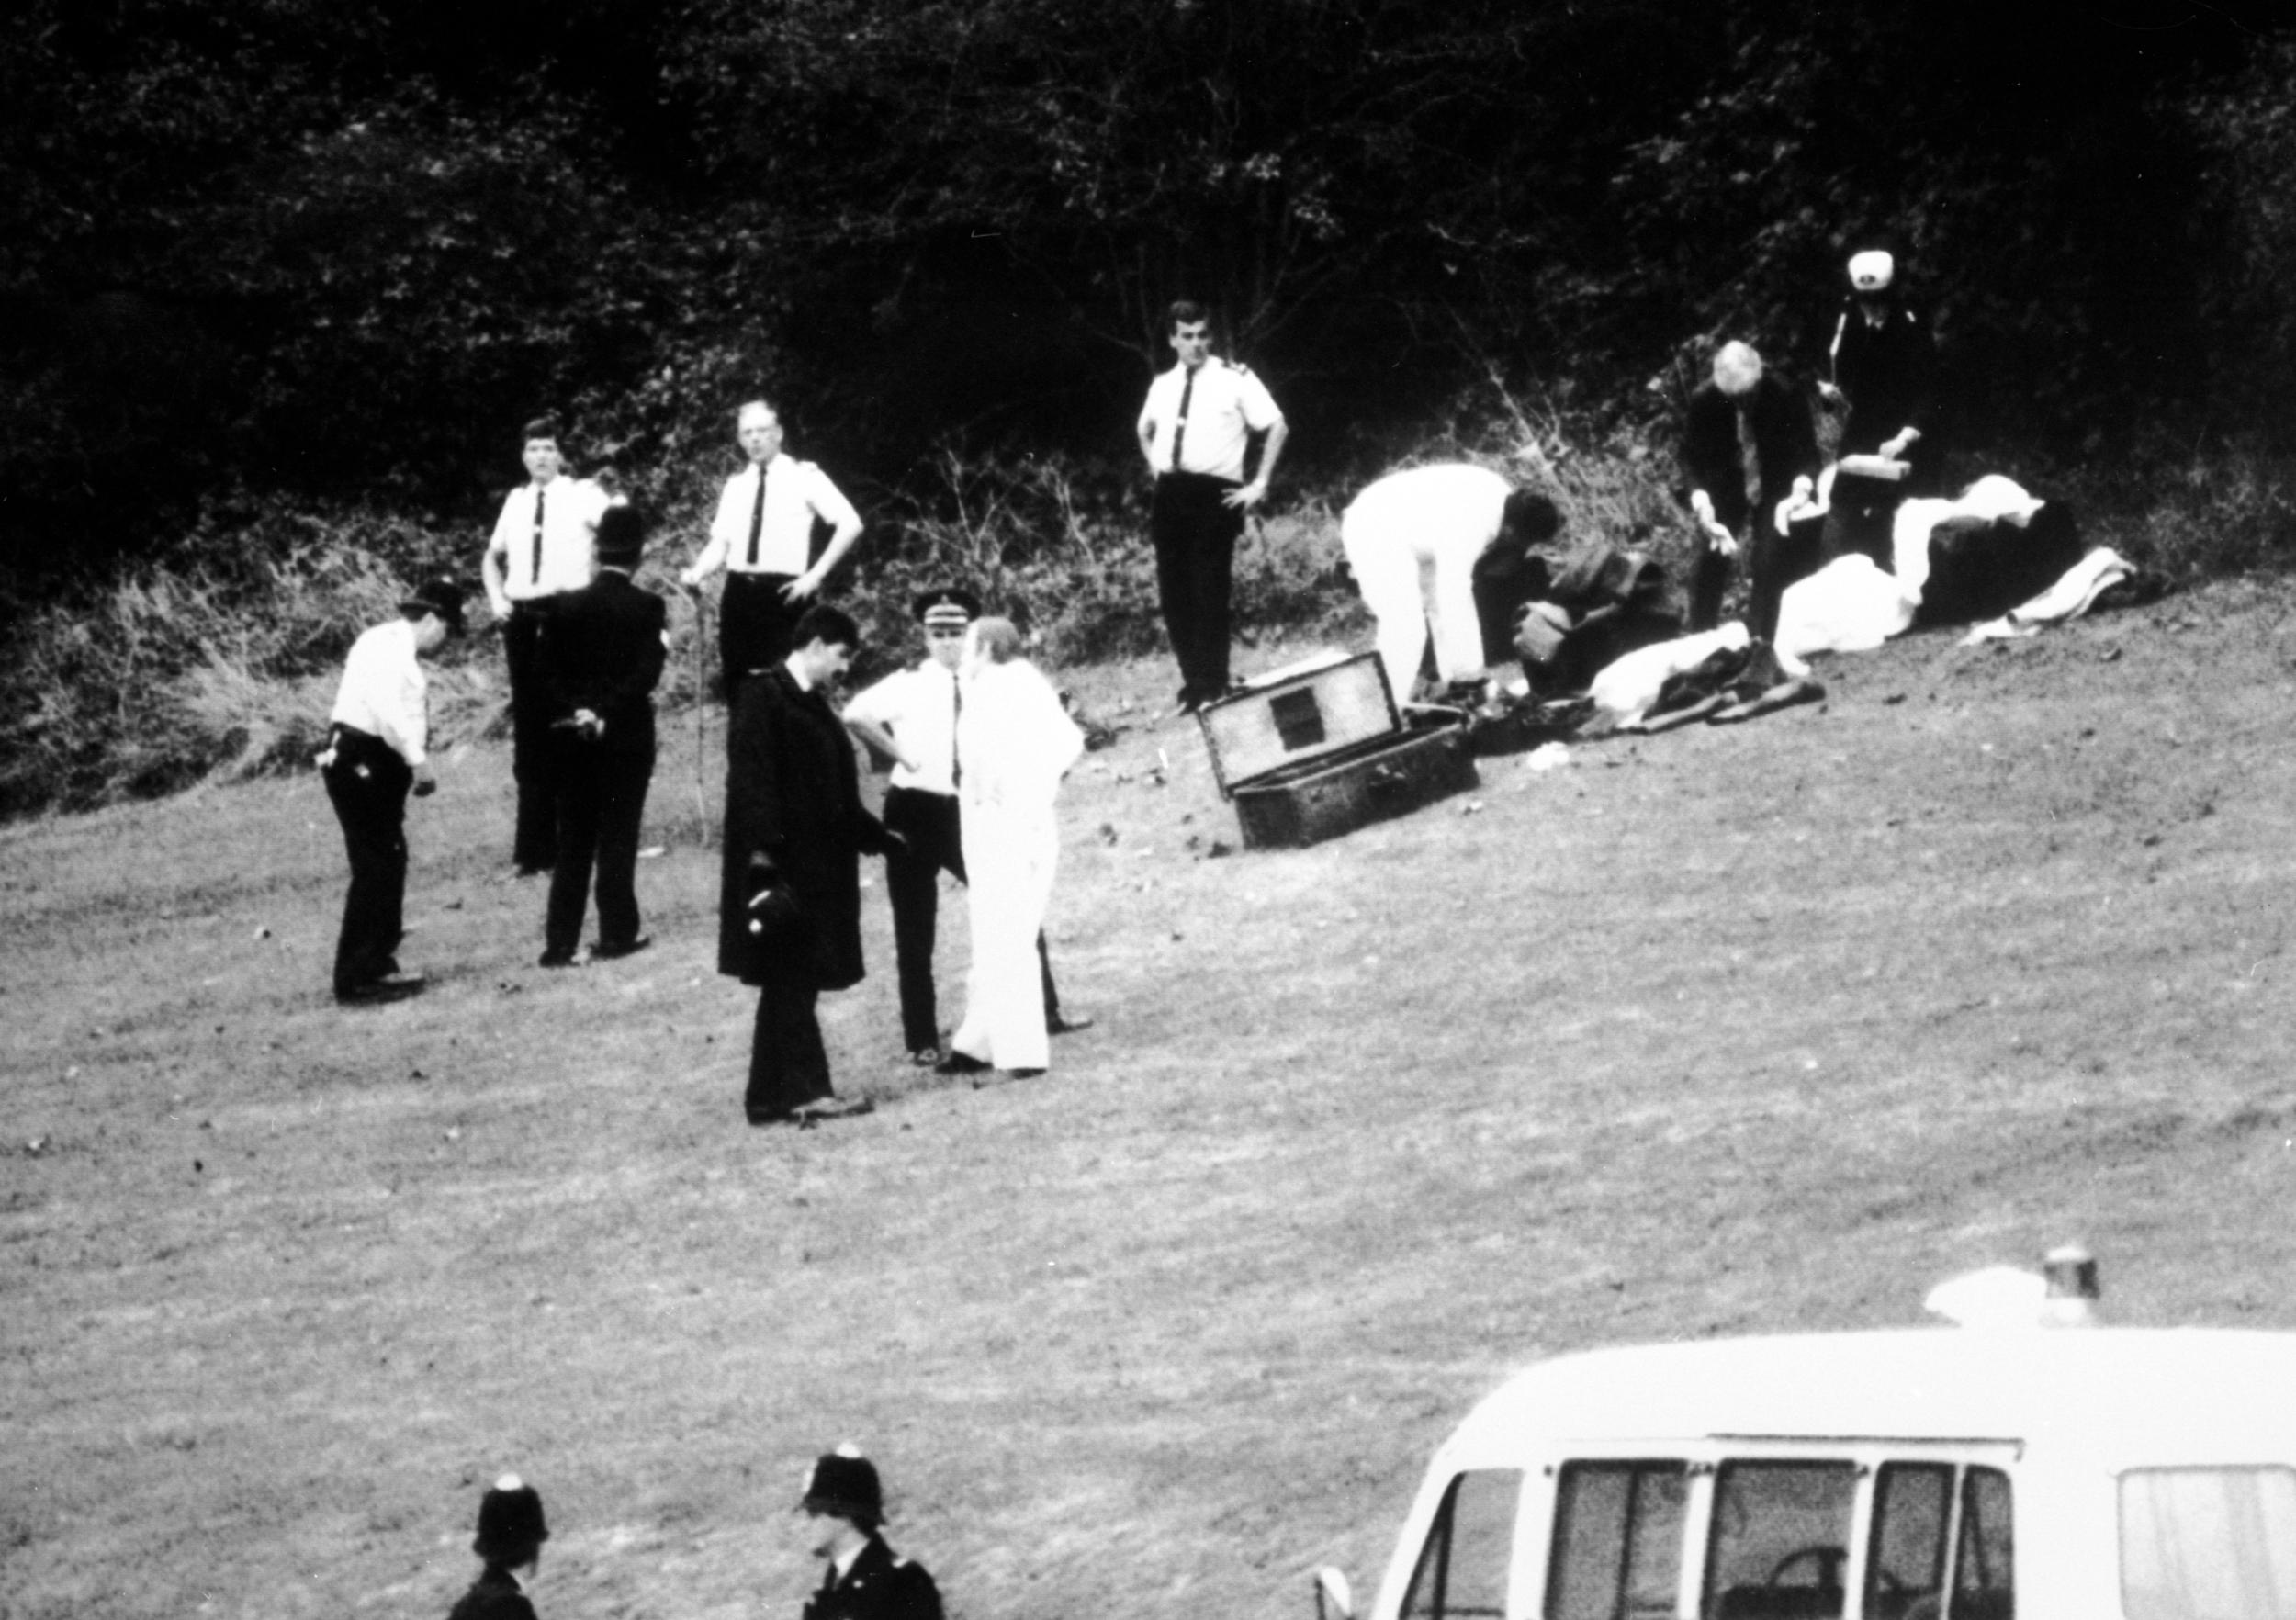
[681,399,864,692]
[1135,300,1288,714]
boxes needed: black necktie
[746,466,766,568]
[1170,368,1195,470]
[951,670,963,789]
[1737,405,1762,513]
[530,486,546,585]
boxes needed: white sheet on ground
[1776,473,2087,672]
[1959,547,2133,645]
[1587,621,1750,726]
[1775,555,1918,670]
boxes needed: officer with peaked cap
[447,1473,549,1620]
[1819,248,1945,495]
[320,574,466,1004]
[797,1446,943,1620]
[841,587,1086,1065]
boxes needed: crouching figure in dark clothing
[719,605,898,1127]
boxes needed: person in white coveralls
[1339,462,1563,702]
[937,617,1084,1080]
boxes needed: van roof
[1451,1328,2296,1464]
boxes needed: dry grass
[7,575,2296,1619]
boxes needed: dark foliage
[1,0,2290,590]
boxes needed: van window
[1403,1469,1524,1620]
[1547,1462,1690,1620]
[1869,1465,1953,1620]
[2121,1467,2296,1620]
[1955,1467,2013,1620]
[1704,1461,1859,1620]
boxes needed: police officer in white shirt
[319,576,464,1004]
[681,399,865,692]
[1135,301,1288,713]
[841,588,1084,1065]
[481,415,610,875]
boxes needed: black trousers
[1687,518,1821,646]
[1150,471,1246,702]
[322,727,411,996]
[747,983,834,1119]
[503,602,559,871]
[881,786,1061,1052]
[545,736,654,957]
[719,572,802,691]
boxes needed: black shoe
[537,947,580,969]
[591,935,651,961]
[337,972,425,1006]
[934,1051,991,1075]
[747,1109,797,1128]
[907,1046,944,1067]
[798,1096,875,1121]
[1046,1013,1095,1037]
[1007,1067,1046,1079]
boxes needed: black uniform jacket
[1681,375,1821,534]
[540,569,668,756]
[802,1536,944,1620]
[1830,297,1940,458]
[447,1567,538,1620]
[718,664,892,991]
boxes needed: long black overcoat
[717,665,889,990]
[539,569,667,756]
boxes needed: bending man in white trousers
[945,617,1084,1079]
[1340,463,1562,702]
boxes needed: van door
[1399,1468,1528,1620]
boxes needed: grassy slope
[6,580,2296,1620]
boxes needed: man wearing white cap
[796,1446,943,1620]
[840,587,1086,1065]
[1820,249,1944,494]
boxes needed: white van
[1315,1257,2296,1620]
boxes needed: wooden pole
[689,586,712,848]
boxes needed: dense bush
[0,497,490,816]
[6,1,2295,815]
[6,0,2292,587]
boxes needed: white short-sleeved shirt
[694,455,861,578]
[486,477,608,600]
[842,661,960,797]
[1138,357,1284,483]
[330,619,430,766]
